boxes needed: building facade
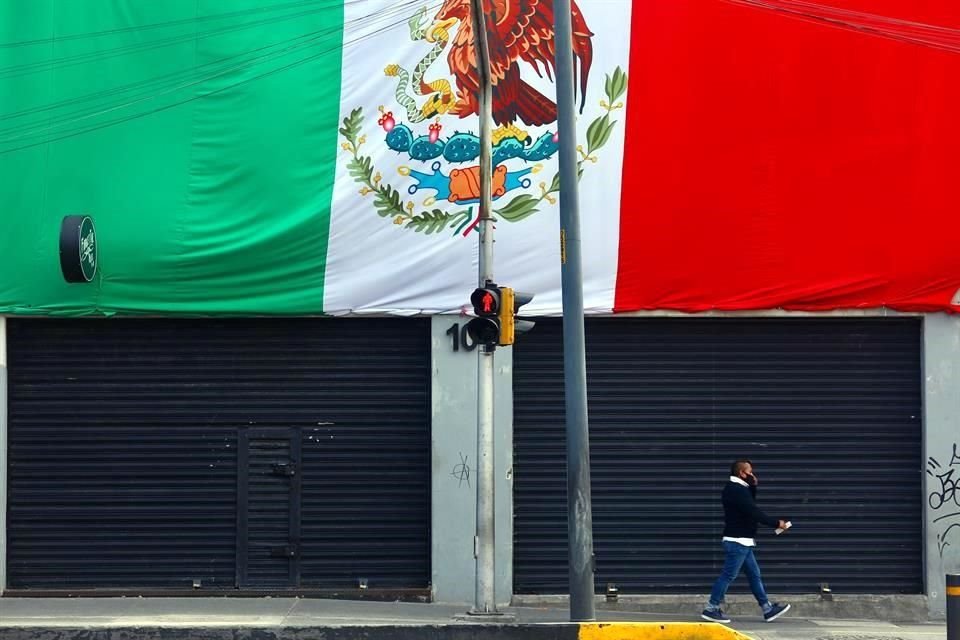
[2,0,959,620]
[0,312,957,617]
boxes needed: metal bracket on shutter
[271,544,299,558]
[272,462,296,477]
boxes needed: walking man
[702,459,791,624]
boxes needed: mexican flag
[1,0,958,316]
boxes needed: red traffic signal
[471,286,501,317]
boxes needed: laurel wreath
[340,66,627,236]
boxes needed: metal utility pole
[469,0,499,616]
[553,0,596,623]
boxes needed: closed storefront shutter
[514,319,922,595]
[7,318,430,592]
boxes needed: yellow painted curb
[579,622,756,640]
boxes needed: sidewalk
[0,598,947,640]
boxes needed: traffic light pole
[554,0,596,622]
[469,0,499,616]
[474,0,494,289]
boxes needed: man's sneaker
[701,609,731,624]
[763,602,791,622]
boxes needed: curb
[512,594,931,623]
[581,622,754,640]
[0,622,756,640]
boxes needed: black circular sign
[59,215,97,283]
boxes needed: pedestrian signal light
[471,286,500,317]
[465,316,500,346]
[467,284,502,347]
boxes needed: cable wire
[0,0,426,126]
[720,0,960,53]
[0,2,345,79]
[0,3,443,154]
[0,0,432,139]
[0,0,341,49]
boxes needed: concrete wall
[430,316,513,606]
[923,313,960,618]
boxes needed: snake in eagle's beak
[425,17,458,43]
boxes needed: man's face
[739,463,753,479]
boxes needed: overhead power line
[0,2,345,79]
[0,1,442,155]
[0,0,427,139]
[0,0,340,49]
[720,0,960,53]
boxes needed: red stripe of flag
[614,0,960,312]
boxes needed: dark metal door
[6,318,431,593]
[513,318,923,595]
[6,318,431,592]
[237,429,302,588]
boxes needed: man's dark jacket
[722,481,780,538]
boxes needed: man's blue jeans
[707,540,771,610]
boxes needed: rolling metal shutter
[6,318,430,592]
[513,319,922,595]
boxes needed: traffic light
[471,285,500,317]
[497,287,535,346]
[466,284,535,348]
[466,284,502,346]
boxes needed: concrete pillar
[924,313,960,618]
[430,316,513,606]
[0,316,7,594]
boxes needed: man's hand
[777,520,788,530]
[747,472,758,486]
